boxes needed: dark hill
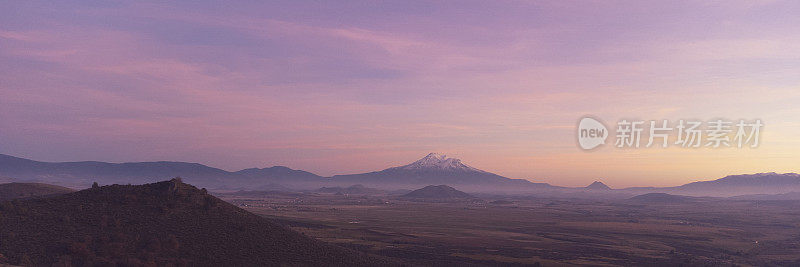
[585,181,611,190]
[0,183,74,201]
[316,185,386,195]
[0,179,384,266]
[401,185,474,199]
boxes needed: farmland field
[220,193,800,266]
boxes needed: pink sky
[2,1,799,187]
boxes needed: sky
[2,1,800,187]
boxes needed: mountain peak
[586,181,611,190]
[398,153,483,172]
[423,152,447,160]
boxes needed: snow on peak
[398,153,484,172]
[420,153,447,162]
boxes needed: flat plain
[220,192,800,266]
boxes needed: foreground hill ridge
[0,178,385,266]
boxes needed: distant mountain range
[1,153,798,197]
[621,173,800,197]
[0,153,549,192]
[0,153,319,190]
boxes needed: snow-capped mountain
[329,153,546,191]
[393,153,485,173]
